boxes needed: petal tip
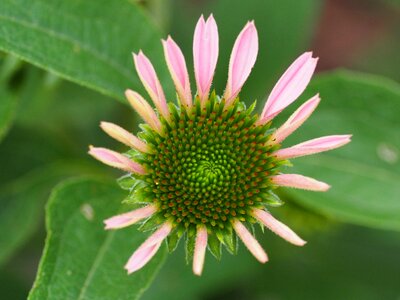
[321,183,331,191]
[103,221,113,230]
[124,89,133,97]
[193,269,203,276]
[297,240,307,246]
[124,265,135,274]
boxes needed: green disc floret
[122,93,284,241]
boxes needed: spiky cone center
[121,93,286,254]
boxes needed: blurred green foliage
[282,71,400,230]
[29,178,166,300]
[0,0,399,299]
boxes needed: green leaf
[0,54,20,142]
[0,84,16,142]
[0,0,172,102]
[0,161,103,266]
[280,70,400,231]
[29,177,166,300]
[0,69,132,264]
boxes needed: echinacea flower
[89,14,351,276]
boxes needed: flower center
[142,96,282,231]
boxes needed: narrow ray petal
[193,226,208,276]
[259,52,318,124]
[271,174,330,191]
[133,51,170,120]
[272,94,320,144]
[125,222,172,274]
[232,220,268,263]
[104,205,157,230]
[253,208,306,246]
[162,36,192,107]
[275,135,352,159]
[193,14,219,104]
[224,21,258,105]
[100,122,150,153]
[125,89,162,134]
[88,146,146,175]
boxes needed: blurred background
[0,0,399,299]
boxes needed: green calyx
[119,92,287,259]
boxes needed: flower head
[89,15,351,276]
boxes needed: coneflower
[89,14,351,276]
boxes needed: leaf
[0,0,173,103]
[0,54,20,142]
[0,161,104,266]
[0,84,16,142]
[29,177,166,300]
[0,67,133,264]
[279,70,400,231]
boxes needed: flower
[89,14,351,276]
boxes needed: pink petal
[272,94,320,144]
[232,220,268,263]
[88,146,146,175]
[193,14,219,104]
[104,205,157,230]
[193,226,208,276]
[162,36,192,107]
[133,51,170,120]
[224,21,258,105]
[271,174,330,191]
[125,222,172,274]
[275,135,352,159]
[100,122,150,153]
[125,89,162,134]
[259,52,318,124]
[253,208,306,246]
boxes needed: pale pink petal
[271,174,330,191]
[253,208,306,246]
[126,241,161,274]
[193,14,219,104]
[232,220,268,263]
[224,21,258,105]
[259,52,318,124]
[162,36,192,107]
[125,89,162,134]
[100,122,150,153]
[193,226,208,276]
[104,205,157,230]
[272,94,320,144]
[133,51,170,120]
[125,222,172,274]
[88,146,146,175]
[275,135,352,159]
